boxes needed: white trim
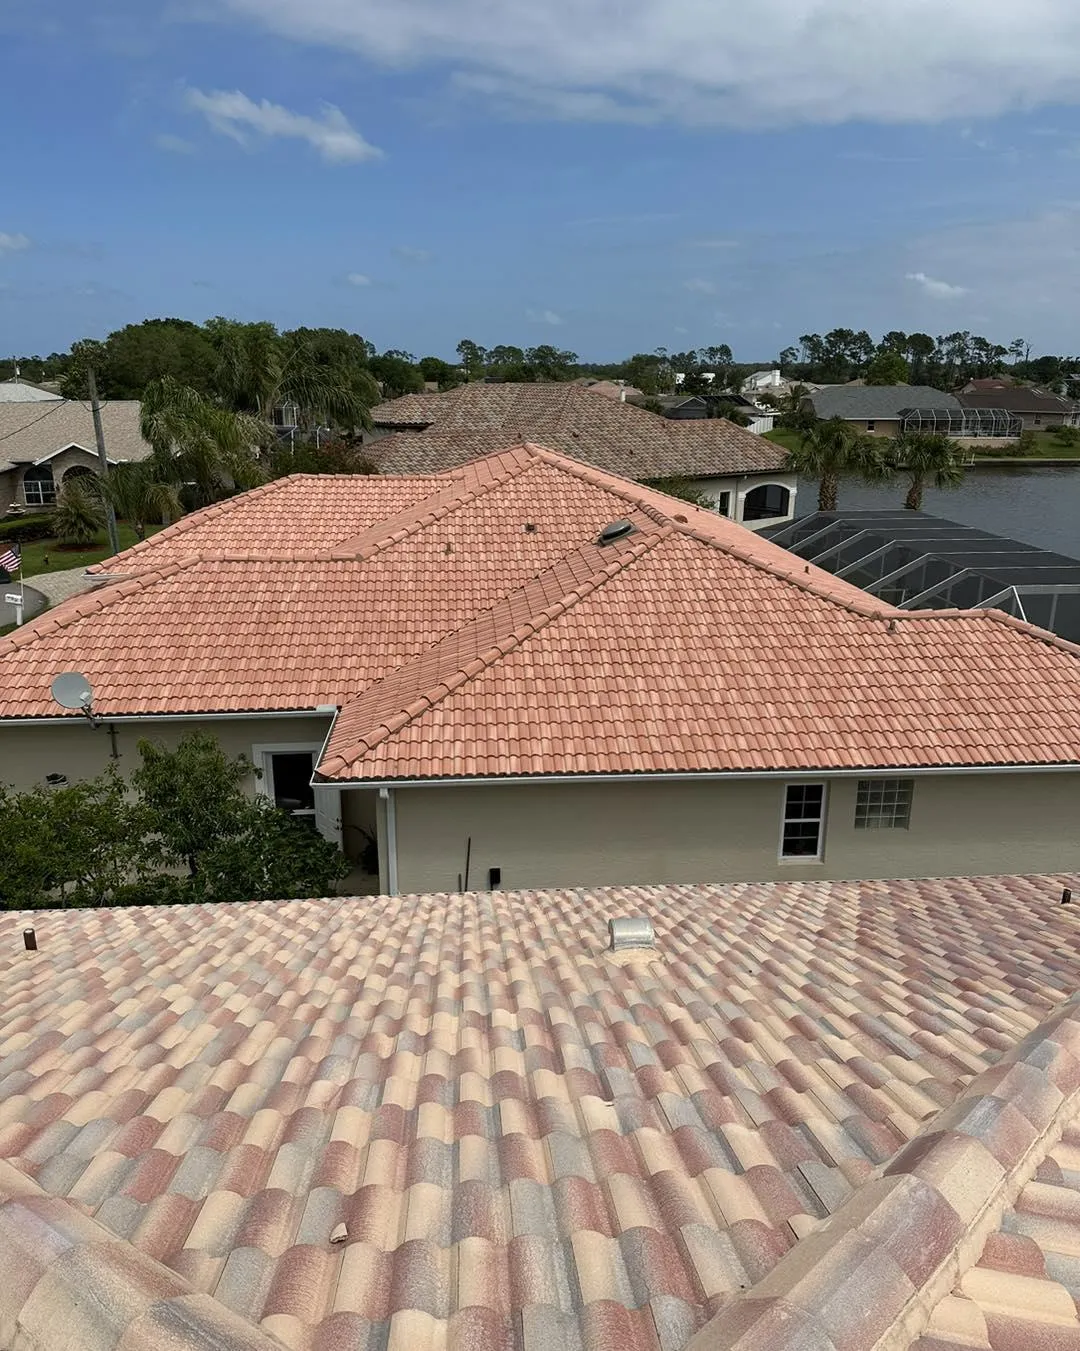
[379,786,399,895]
[324,762,1080,788]
[31,443,117,468]
[0,710,336,727]
[778,780,828,862]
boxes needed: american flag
[0,543,20,575]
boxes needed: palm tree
[890,431,965,511]
[52,478,106,548]
[784,417,892,511]
[93,462,184,539]
[141,377,272,508]
[206,321,379,430]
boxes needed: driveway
[0,567,97,629]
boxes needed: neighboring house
[0,379,61,403]
[367,381,797,528]
[806,384,1024,440]
[4,442,1080,894]
[743,367,783,393]
[1,873,1080,1351]
[956,385,1080,430]
[0,401,151,514]
[657,394,776,436]
[578,378,646,402]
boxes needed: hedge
[0,514,55,543]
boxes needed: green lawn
[763,428,802,455]
[14,522,163,579]
[971,431,1080,460]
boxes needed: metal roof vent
[608,917,655,952]
[597,519,635,547]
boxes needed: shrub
[1053,424,1080,446]
[0,514,54,543]
[52,479,106,547]
[1017,430,1038,457]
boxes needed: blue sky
[6,1,1080,362]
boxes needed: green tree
[418,356,463,389]
[267,438,378,478]
[784,417,892,512]
[133,732,255,877]
[140,377,270,507]
[890,430,965,510]
[52,477,107,547]
[132,733,347,902]
[866,350,911,385]
[195,800,349,903]
[0,771,150,908]
[456,339,487,380]
[645,477,716,507]
[368,351,425,399]
[93,461,183,539]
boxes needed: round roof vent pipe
[608,917,655,952]
[597,519,635,546]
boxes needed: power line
[0,398,72,447]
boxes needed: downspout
[379,786,399,896]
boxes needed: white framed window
[251,742,322,821]
[855,778,913,830]
[22,465,56,506]
[866,420,876,432]
[779,783,827,861]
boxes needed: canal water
[800,463,1080,559]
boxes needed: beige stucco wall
[685,472,798,530]
[386,773,1080,893]
[0,716,334,793]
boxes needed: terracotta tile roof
[0,400,150,472]
[5,444,1080,780]
[85,472,446,578]
[369,382,788,478]
[1,873,1079,1350]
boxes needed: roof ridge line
[0,1157,286,1348]
[85,475,301,575]
[524,444,905,621]
[0,560,193,656]
[329,447,541,561]
[318,528,669,778]
[687,989,1080,1351]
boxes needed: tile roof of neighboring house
[808,386,962,421]
[369,382,787,478]
[0,399,150,472]
[0,379,62,403]
[957,388,1080,415]
[4,443,1080,782]
[1,873,1079,1351]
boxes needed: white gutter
[0,709,337,727]
[326,762,1080,789]
[379,786,399,895]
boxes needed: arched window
[743,483,791,522]
[22,464,55,506]
[62,464,96,485]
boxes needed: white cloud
[0,233,31,254]
[184,88,382,163]
[683,278,717,295]
[155,133,196,155]
[393,245,432,263]
[346,272,371,286]
[905,271,969,298]
[214,0,1080,127]
[526,308,564,326]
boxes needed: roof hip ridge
[330,446,541,560]
[317,528,668,777]
[0,1157,285,1349]
[685,987,1080,1351]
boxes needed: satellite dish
[51,671,93,711]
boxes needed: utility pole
[87,366,121,557]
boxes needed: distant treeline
[5,318,1076,405]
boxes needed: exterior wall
[386,773,1080,894]
[0,716,334,794]
[15,447,104,507]
[0,470,16,515]
[686,472,798,531]
[857,419,902,438]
